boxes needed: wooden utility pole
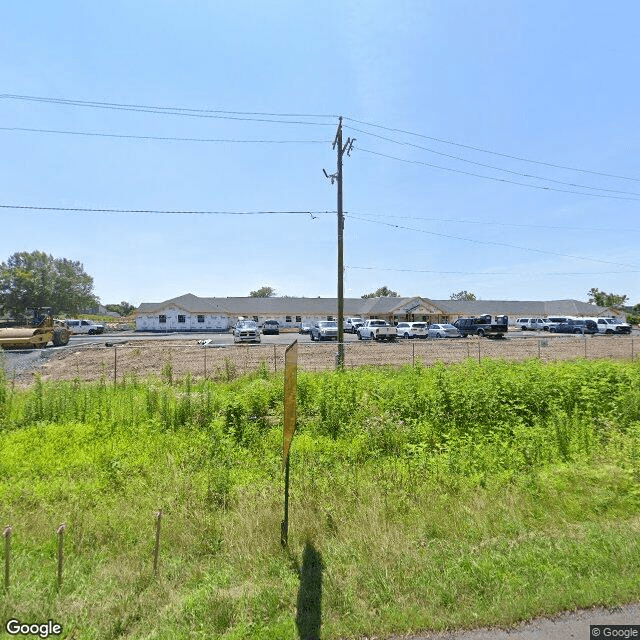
[328,117,354,369]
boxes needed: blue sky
[1,1,639,306]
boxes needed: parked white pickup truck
[356,319,397,341]
[65,319,105,334]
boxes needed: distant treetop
[361,286,399,299]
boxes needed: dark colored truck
[452,314,508,338]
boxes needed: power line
[0,94,337,126]
[0,204,335,216]
[357,147,640,202]
[347,265,640,276]
[346,214,640,269]
[350,211,640,234]
[0,126,330,144]
[344,116,640,183]
[346,125,640,197]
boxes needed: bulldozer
[0,308,70,349]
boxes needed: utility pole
[325,117,354,369]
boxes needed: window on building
[296,316,301,323]
[285,316,291,323]
[159,315,166,324]
[197,315,205,323]
[178,315,186,323]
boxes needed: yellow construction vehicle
[0,308,70,349]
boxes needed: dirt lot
[4,334,637,385]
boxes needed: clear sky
[1,1,639,306]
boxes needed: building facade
[135,293,617,332]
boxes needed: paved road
[393,603,640,640]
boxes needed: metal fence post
[153,510,162,575]
[56,523,66,590]
[3,525,11,591]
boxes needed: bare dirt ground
[4,334,638,385]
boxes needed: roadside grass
[0,358,639,639]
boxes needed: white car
[396,322,428,339]
[428,323,462,339]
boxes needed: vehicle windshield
[240,321,257,329]
[441,324,456,329]
[411,323,427,328]
[318,321,337,328]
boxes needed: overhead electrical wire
[0,93,337,125]
[346,265,640,276]
[0,204,335,216]
[356,147,640,202]
[344,116,640,183]
[346,125,640,197]
[346,214,640,269]
[350,211,640,234]
[0,126,330,144]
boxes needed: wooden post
[153,510,162,575]
[56,523,66,590]
[281,341,298,547]
[538,339,541,360]
[274,345,277,373]
[204,346,207,379]
[3,526,11,591]
[584,334,587,359]
[114,345,117,384]
[412,341,415,366]
[477,339,481,363]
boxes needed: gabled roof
[136,294,612,318]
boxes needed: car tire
[403,332,410,339]
[357,331,362,340]
[477,329,485,337]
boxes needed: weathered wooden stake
[477,339,481,363]
[412,341,415,366]
[113,345,118,384]
[56,523,66,590]
[153,510,162,575]
[584,335,587,359]
[273,345,277,372]
[538,339,541,360]
[204,346,207,379]
[632,339,634,360]
[3,526,11,591]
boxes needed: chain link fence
[35,335,639,383]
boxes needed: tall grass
[0,358,639,639]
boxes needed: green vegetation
[1,358,640,639]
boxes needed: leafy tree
[106,301,136,316]
[361,286,399,299]
[0,251,98,317]
[249,286,276,298]
[450,290,477,301]
[588,287,629,309]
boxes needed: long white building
[135,293,617,332]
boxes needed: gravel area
[2,334,637,386]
